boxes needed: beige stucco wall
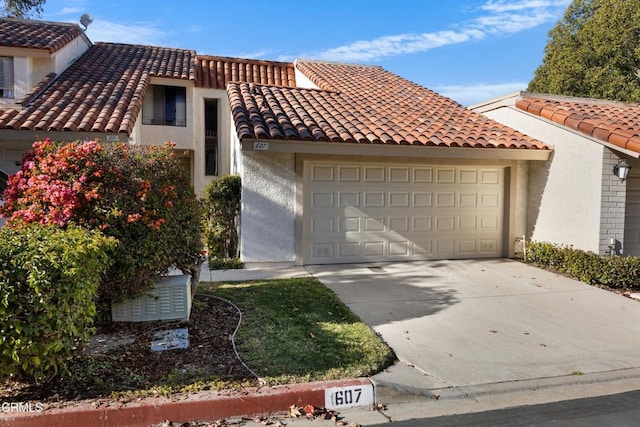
[481,106,604,252]
[135,79,232,196]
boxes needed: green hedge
[525,241,640,290]
[0,225,115,382]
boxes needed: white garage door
[303,162,505,264]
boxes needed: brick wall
[599,149,626,255]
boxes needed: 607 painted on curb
[325,383,374,409]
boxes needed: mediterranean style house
[1,17,564,266]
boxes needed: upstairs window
[0,57,14,99]
[204,99,218,176]
[143,85,186,126]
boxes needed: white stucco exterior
[472,94,606,252]
[238,150,297,265]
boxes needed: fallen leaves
[287,403,359,425]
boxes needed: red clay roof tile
[196,56,295,89]
[516,94,640,153]
[0,42,196,134]
[0,18,84,53]
[230,60,548,150]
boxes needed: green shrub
[1,140,204,303]
[525,241,640,290]
[207,257,244,270]
[202,175,241,269]
[0,225,115,382]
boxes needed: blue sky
[41,0,571,106]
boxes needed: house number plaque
[253,141,269,151]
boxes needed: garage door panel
[458,239,477,254]
[364,192,385,207]
[339,192,360,206]
[390,167,410,182]
[304,162,504,264]
[414,193,433,207]
[436,168,456,183]
[364,166,385,182]
[312,165,334,181]
[312,192,334,207]
[338,166,360,181]
[459,169,478,184]
[436,193,456,207]
[389,192,410,207]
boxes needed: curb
[0,378,371,427]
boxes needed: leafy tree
[528,0,640,102]
[202,174,241,266]
[1,0,45,18]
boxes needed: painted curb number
[325,384,374,409]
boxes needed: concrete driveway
[307,259,640,396]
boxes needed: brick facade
[599,148,627,255]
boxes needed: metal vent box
[111,274,192,322]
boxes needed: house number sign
[253,141,269,151]
[324,384,374,409]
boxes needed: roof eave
[240,139,552,161]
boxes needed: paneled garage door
[303,162,505,264]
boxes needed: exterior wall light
[613,159,631,182]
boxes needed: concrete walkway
[307,259,640,400]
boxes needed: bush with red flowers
[1,139,203,303]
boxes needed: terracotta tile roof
[196,55,295,89]
[516,95,640,153]
[0,42,196,134]
[230,60,548,149]
[0,18,84,53]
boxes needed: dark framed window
[0,57,14,99]
[204,99,218,176]
[143,85,186,126]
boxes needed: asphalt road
[368,389,640,426]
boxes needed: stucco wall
[239,150,296,265]
[482,107,604,252]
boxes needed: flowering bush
[1,139,203,303]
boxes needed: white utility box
[111,274,192,322]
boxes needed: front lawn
[1,278,395,402]
[200,278,396,385]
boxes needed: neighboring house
[471,92,640,256]
[0,17,554,266]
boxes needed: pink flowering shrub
[1,139,203,303]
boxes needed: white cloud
[45,0,87,17]
[435,82,527,106]
[85,20,168,46]
[303,0,569,63]
[481,0,570,13]
[59,7,84,15]
[312,29,485,63]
